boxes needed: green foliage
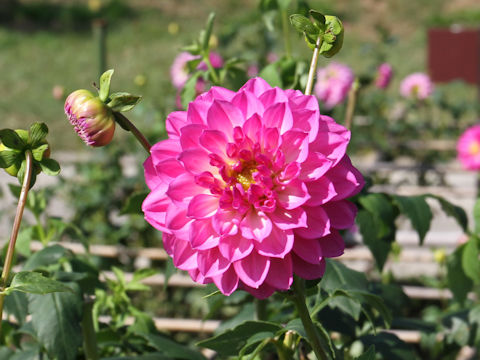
[5,271,73,295]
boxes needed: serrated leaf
[99,69,114,102]
[121,191,148,215]
[427,194,468,231]
[23,244,68,271]
[321,259,368,293]
[144,333,206,360]
[39,158,60,176]
[32,144,49,162]
[447,244,473,303]
[29,122,48,147]
[0,129,26,150]
[6,271,73,295]
[28,283,82,360]
[0,149,18,168]
[107,92,142,112]
[462,236,480,284]
[392,195,432,245]
[197,320,282,356]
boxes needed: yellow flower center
[235,162,257,190]
[469,141,480,156]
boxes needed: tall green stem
[113,112,151,154]
[291,277,328,360]
[344,80,359,130]
[305,35,323,96]
[0,150,33,330]
[281,9,292,58]
[203,52,220,85]
[82,295,99,360]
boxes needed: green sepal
[39,158,60,176]
[107,92,142,112]
[32,144,49,162]
[289,14,318,36]
[320,15,344,57]
[201,12,216,52]
[4,271,73,295]
[29,122,48,147]
[181,43,202,56]
[99,69,114,102]
[309,10,326,27]
[0,129,26,150]
[0,149,18,168]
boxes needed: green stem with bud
[305,35,323,96]
[0,150,33,331]
[291,277,328,360]
[344,79,359,130]
[113,112,151,154]
[203,52,221,86]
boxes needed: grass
[0,0,478,151]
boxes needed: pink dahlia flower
[143,78,364,298]
[400,72,433,100]
[314,62,354,110]
[170,52,199,90]
[457,124,480,170]
[375,63,393,89]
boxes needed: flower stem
[113,112,151,154]
[344,79,359,130]
[203,52,220,85]
[82,295,99,360]
[281,9,292,58]
[291,277,328,360]
[0,150,33,330]
[305,35,323,96]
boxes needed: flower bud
[320,15,344,58]
[64,89,115,147]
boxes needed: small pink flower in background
[314,62,354,110]
[400,72,433,100]
[375,63,393,89]
[170,52,199,90]
[267,52,278,63]
[457,124,480,170]
[247,64,259,78]
[143,77,364,298]
[197,52,224,71]
[64,89,116,147]
[52,85,65,100]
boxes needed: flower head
[375,63,393,89]
[400,72,433,100]
[64,89,115,147]
[171,52,224,90]
[142,78,363,298]
[314,62,354,110]
[457,124,480,170]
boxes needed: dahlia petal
[232,90,265,119]
[172,239,198,270]
[180,124,206,149]
[166,111,188,139]
[166,173,205,202]
[294,206,331,239]
[150,139,182,165]
[269,207,307,230]
[154,158,185,184]
[144,157,160,190]
[291,108,319,142]
[207,100,244,136]
[187,99,210,125]
[142,184,170,232]
[188,268,210,285]
[262,102,293,134]
[276,179,310,209]
[305,176,337,206]
[327,156,365,201]
[262,127,279,152]
[292,254,326,280]
[323,200,357,229]
[200,130,228,158]
[299,152,333,182]
[280,130,309,163]
[212,209,240,236]
[189,219,220,250]
[256,226,294,258]
[264,255,293,290]
[240,210,273,241]
[292,236,322,264]
[197,248,230,277]
[243,282,276,299]
[239,77,272,97]
[162,233,175,256]
[205,86,236,102]
[178,148,217,175]
[212,266,239,296]
[319,229,345,257]
[165,203,191,231]
[187,194,219,219]
[233,252,270,288]
[218,234,254,262]
[259,87,289,108]
[243,114,262,141]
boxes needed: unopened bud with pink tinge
[64,89,115,147]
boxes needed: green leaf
[259,63,282,88]
[349,290,392,328]
[314,321,336,359]
[102,354,170,360]
[6,271,73,295]
[23,244,68,271]
[0,149,18,168]
[121,191,148,215]
[427,194,468,231]
[144,333,206,360]
[321,259,368,293]
[445,317,469,346]
[474,198,480,234]
[0,129,26,150]
[447,244,473,303]
[99,69,114,102]
[16,159,27,185]
[16,227,33,257]
[39,158,60,176]
[4,291,28,325]
[197,320,282,356]
[201,12,216,52]
[29,122,48,147]
[238,332,275,358]
[277,0,292,10]
[28,283,83,360]
[355,345,376,360]
[289,14,318,35]
[309,10,326,26]
[392,195,432,245]
[181,72,203,109]
[107,92,142,112]
[32,144,49,162]
[462,236,480,284]
[360,333,415,359]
